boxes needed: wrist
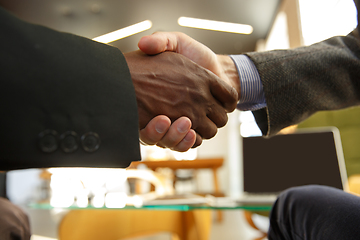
[217,55,241,100]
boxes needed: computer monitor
[242,128,348,194]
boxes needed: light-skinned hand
[140,115,199,152]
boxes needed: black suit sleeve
[0,7,141,170]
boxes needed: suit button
[38,130,58,153]
[81,132,100,152]
[60,131,79,153]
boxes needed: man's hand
[140,115,199,152]
[138,32,241,96]
[124,50,238,145]
[136,32,241,151]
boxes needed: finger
[170,129,197,152]
[206,104,229,128]
[192,133,203,148]
[209,74,238,112]
[139,33,238,113]
[158,117,192,148]
[138,32,179,55]
[194,118,218,140]
[139,115,171,145]
[138,32,214,69]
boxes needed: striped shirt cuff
[230,54,267,111]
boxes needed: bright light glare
[93,20,152,43]
[240,122,262,137]
[92,193,105,208]
[142,145,173,160]
[239,111,262,137]
[76,190,89,208]
[173,148,198,160]
[299,0,357,45]
[262,11,289,51]
[50,192,74,208]
[178,17,253,34]
[49,174,79,207]
[105,192,127,208]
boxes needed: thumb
[138,32,180,55]
[138,32,218,72]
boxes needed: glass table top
[30,202,272,211]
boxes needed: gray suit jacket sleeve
[245,32,360,136]
[0,7,141,170]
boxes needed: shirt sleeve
[230,54,267,111]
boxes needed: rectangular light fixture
[178,17,253,35]
[93,20,152,43]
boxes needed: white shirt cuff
[230,54,267,111]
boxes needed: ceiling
[0,0,281,54]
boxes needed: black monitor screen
[242,131,344,193]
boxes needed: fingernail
[155,122,167,134]
[177,120,190,133]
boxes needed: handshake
[124,32,241,152]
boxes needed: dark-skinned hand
[124,50,238,148]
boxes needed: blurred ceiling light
[93,20,152,43]
[178,17,253,34]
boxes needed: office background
[0,0,358,239]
